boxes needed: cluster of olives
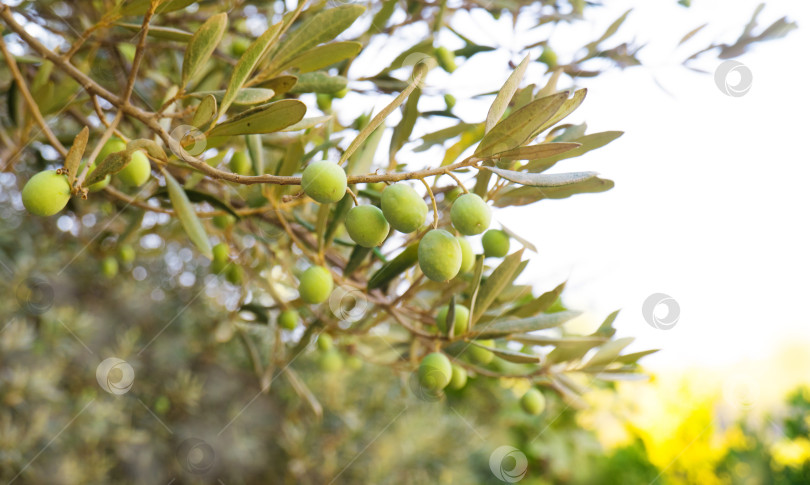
[300,161,510,288]
[21,137,152,217]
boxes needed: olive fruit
[95,138,126,165]
[520,388,546,415]
[118,150,151,187]
[229,151,252,175]
[22,170,71,216]
[301,161,347,204]
[226,264,243,285]
[230,37,250,57]
[450,193,491,235]
[298,265,333,304]
[381,183,427,233]
[213,214,234,229]
[319,351,343,372]
[316,93,332,112]
[101,256,118,278]
[539,46,558,68]
[418,229,462,282]
[317,333,333,351]
[444,94,456,110]
[435,46,457,73]
[118,244,136,264]
[418,352,452,391]
[482,229,510,258]
[436,304,469,336]
[211,242,229,274]
[468,339,494,364]
[448,364,468,390]
[345,205,389,247]
[86,163,110,192]
[278,309,300,330]
[457,237,474,273]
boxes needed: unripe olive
[436,304,469,336]
[226,263,243,285]
[301,161,347,204]
[95,138,126,165]
[319,350,343,372]
[278,309,300,330]
[346,355,363,370]
[334,87,349,98]
[118,150,151,187]
[22,170,71,216]
[457,237,474,273]
[230,37,250,57]
[482,229,510,258]
[445,186,462,203]
[468,339,494,364]
[418,352,452,391]
[211,243,230,274]
[520,388,546,415]
[298,265,333,304]
[229,151,252,175]
[317,333,333,351]
[451,193,491,235]
[381,183,427,233]
[435,46,457,73]
[449,364,468,390]
[418,229,462,282]
[345,205,390,247]
[101,256,118,278]
[86,163,110,192]
[213,214,235,229]
[118,244,135,264]
[538,46,558,68]
[316,93,332,112]
[444,94,456,110]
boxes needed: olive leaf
[487,142,581,162]
[258,75,298,96]
[84,151,130,187]
[127,139,167,162]
[531,88,588,138]
[344,246,372,277]
[485,55,530,133]
[115,23,192,42]
[468,341,541,364]
[288,72,348,94]
[509,282,566,318]
[472,249,525,324]
[367,243,419,291]
[275,41,362,75]
[345,125,384,176]
[584,337,635,368]
[470,310,581,339]
[191,88,276,106]
[191,94,217,128]
[245,134,264,174]
[389,87,420,162]
[163,169,213,259]
[65,126,89,186]
[219,22,283,116]
[525,131,624,172]
[486,168,599,187]
[475,91,569,157]
[493,177,614,207]
[181,13,228,87]
[280,115,333,132]
[118,0,196,16]
[209,100,306,137]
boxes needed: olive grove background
[0,0,801,484]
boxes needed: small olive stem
[446,171,468,193]
[121,1,156,106]
[0,35,67,157]
[420,178,439,229]
[346,187,359,206]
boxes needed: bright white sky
[340,0,810,370]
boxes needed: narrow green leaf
[182,13,228,87]
[65,126,89,186]
[487,168,599,187]
[613,349,660,364]
[510,282,566,318]
[493,177,614,207]
[324,193,353,246]
[275,41,362,74]
[153,188,240,219]
[344,246,372,276]
[499,224,538,253]
[531,88,588,139]
[468,342,541,364]
[192,88,276,106]
[585,337,635,368]
[475,91,568,157]
[414,123,476,152]
[127,139,167,162]
[593,310,620,338]
[288,72,347,94]
[346,125,384,176]
[258,75,298,96]
[264,5,365,74]
[191,94,217,128]
[471,310,581,339]
[367,243,419,291]
[163,169,213,259]
[485,55,530,133]
[85,151,131,186]
[115,22,192,42]
[389,87,420,160]
[472,249,525,324]
[118,0,196,16]
[209,100,306,136]
[511,335,607,346]
[488,142,581,162]
[281,115,333,132]
[220,22,283,116]
[525,131,623,172]
[245,134,264,174]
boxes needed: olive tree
[0,0,793,482]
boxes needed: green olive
[298,265,333,304]
[457,237,474,273]
[418,352,452,391]
[448,364,468,390]
[229,151,252,176]
[418,229,462,282]
[521,388,546,415]
[436,304,469,336]
[345,205,390,247]
[468,339,494,364]
[21,170,71,216]
[118,150,151,187]
[482,229,510,258]
[278,309,300,330]
[381,183,427,233]
[451,193,491,235]
[301,161,347,204]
